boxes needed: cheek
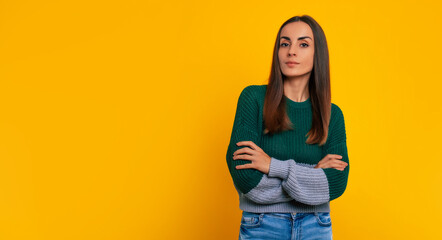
[278,51,283,62]
[308,50,315,64]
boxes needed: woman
[226,15,350,240]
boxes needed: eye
[300,43,309,47]
[280,43,289,47]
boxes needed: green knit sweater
[226,84,350,213]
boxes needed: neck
[283,75,310,102]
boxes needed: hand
[314,154,348,171]
[232,141,272,175]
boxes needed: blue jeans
[238,211,333,240]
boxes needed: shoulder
[238,84,267,103]
[240,84,266,96]
[329,103,346,132]
[331,103,344,120]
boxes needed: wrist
[268,157,290,179]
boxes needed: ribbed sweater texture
[226,84,350,213]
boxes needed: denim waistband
[243,211,328,221]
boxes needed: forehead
[280,21,314,41]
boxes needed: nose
[288,45,296,56]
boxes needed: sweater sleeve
[267,105,350,205]
[226,85,294,204]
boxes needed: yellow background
[1,0,441,239]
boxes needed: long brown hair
[263,15,331,146]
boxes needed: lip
[286,61,299,67]
[286,61,300,64]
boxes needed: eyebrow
[281,36,312,41]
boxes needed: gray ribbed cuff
[268,157,291,179]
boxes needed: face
[278,21,315,79]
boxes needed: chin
[282,71,304,77]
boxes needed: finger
[335,160,348,166]
[323,164,346,171]
[331,159,347,164]
[248,141,262,151]
[317,161,347,170]
[334,165,346,170]
[322,160,341,169]
[324,157,345,164]
[327,154,343,159]
[328,160,342,167]
[233,153,252,161]
[237,141,261,151]
[233,147,254,156]
[236,163,254,170]
[331,160,348,168]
